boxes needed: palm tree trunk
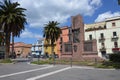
[51,43,55,65]
[5,33,10,59]
[12,32,14,57]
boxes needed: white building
[85,16,120,59]
[31,38,44,55]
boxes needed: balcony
[112,48,120,51]
[99,37,105,42]
[112,45,120,52]
[99,47,106,52]
[112,47,120,53]
[111,36,119,41]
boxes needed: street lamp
[38,45,41,63]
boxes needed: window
[104,25,106,28]
[101,42,105,47]
[65,44,72,52]
[84,42,93,51]
[38,40,42,44]
[69,35,72,42]
[60,37,62,42]
[114,42,118,48]
[89,35,92,40]
[100,33,104,38]
[112,22,116,26]
[113,32,117,36]
[60,45,62,52]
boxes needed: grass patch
[95,61,120,69]
[31,60,52,65]
[31,59,120,69]
[31,59,97,66]
[0,59,12,63]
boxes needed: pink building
[56,27,70,58]
[10,42,32,58]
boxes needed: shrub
[109,53,120,62]
[0,59,12,63]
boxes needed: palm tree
[0,0,27,58]
[43,21,61,63]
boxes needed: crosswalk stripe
[0,65,53,78]
[26,67,71,80]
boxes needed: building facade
[56,26,70,58]
[10,42,32,58]
[85,16,120,59]
[44,39,57,57]
[31,39,44,56]
[43,15,120,60]
[57,15,99,61]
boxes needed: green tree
[0,0,27,58]
[43,21,61,62]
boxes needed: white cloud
[20,29,42,39]
[13,0,102,28]
[95,11,120,22]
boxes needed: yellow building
[44,39,57,56]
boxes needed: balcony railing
[112,45,120,51]
[99,47,106,52]
[99,37,105,42]
[112,47,120,53]
[111,36,119,41]
[112,48,120,51]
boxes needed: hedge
[109,53,120,62]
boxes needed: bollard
[70,57,72,67]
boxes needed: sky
[13,0,120,44]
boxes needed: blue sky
[14,0,120,44]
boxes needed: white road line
[73,66,95,69]
[26,67,71,80]
[0,66,53,78]
[73,66,115,70]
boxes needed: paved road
[0,61,120,80]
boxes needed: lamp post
[71,28,73,67]
[38,45,41,64]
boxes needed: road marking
[73,66,115,70]
[26,67,71,80]
[0,65,53,78]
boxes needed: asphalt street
[0,61,120,80]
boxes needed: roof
[105,16,120,21]
[85,22,106,29]
[10,42,32,48]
